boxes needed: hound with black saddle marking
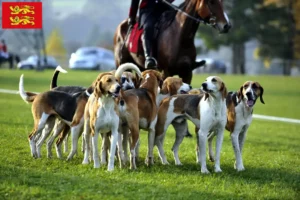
[19,74,93,159]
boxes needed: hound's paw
[145,157,154,166]
[107,166,114,172]
[94,164,100,168]
[236,165,245,172]
[31,152,38,159]
[234,162,245,171]
[175,161,182,166]
[82,160,89,165]
[214,167,222,173]
[201,168,210,174]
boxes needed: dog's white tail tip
[56,65,67,73]
[19,74,28,104]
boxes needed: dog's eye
[252,84,258,89]
[243,84,249,89]
[107,79,112,83]
[212,78,217,82]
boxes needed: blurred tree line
[197,0,299,75]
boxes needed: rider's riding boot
[141,34,157,69]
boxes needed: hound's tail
[50,65,68,89]
[115,63,142,79]
[19,74,37,103]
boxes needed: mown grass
[0,69,299,199]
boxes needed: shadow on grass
[140,160,300,192]
[0,164,235,199]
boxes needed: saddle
[127,23,143,54]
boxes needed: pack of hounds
[19,63,265,173]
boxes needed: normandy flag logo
[1,2,42,29]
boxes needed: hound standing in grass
[155,76,227,173]
[209,81,265,171]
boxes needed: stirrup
[145,57,157,69]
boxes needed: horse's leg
[180,68,193,85]
[162,70,170,81]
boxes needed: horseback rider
[128,0,174,69]
[0,39,9,59]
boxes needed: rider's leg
[140,15,157,69]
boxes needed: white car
[69,47,115,71]
[193,57,227,74]
[17,55,58,70]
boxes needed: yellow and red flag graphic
[2,2,42,29]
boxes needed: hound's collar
[85,90,91,97]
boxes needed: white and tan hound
[81,63,142,171]
[208,81,264,171]
[155,76,228,173]
[119,76,192,164]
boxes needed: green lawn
[0,69,299,199]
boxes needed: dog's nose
[201,83,207,89]
[245,92,254,99]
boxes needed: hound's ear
[153,70,163,88]
[168,82,178,96]
[237,85,243,103]
[94,81,103,98]
[220,82,228,100]
[258,84,265,104]
[134,76,142,88]
[160,81,168,94]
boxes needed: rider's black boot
[141,34,157,69]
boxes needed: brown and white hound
[208,81,265,171]
[154,76,228,173]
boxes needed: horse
[0,52,20,69]
[114,0,231,84]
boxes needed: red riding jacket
[129,0,174,19]
[0,44,7,52]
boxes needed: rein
[161,0,216,26]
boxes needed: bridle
[161,0,217,26]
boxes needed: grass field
[0,69,299,199]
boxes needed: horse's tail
[50,65,67,89]
[192,60,206,71]
[19,74,37,103]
